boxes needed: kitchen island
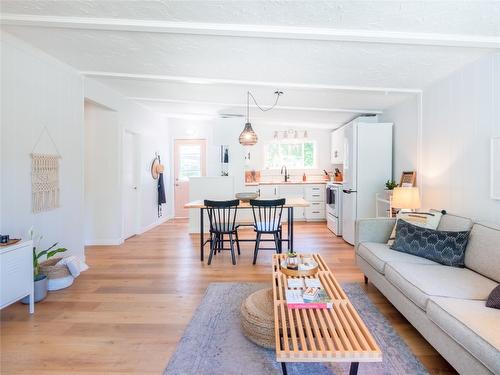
[185,197,310,262]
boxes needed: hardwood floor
[1,220,456,374]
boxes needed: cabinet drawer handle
[313,211,320,214]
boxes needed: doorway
[84,100,122,245]
[123,131,139,239]
[174,139,206,218]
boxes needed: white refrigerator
[342,121,393,245]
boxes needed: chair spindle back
[250,198,286,232]
[204,199,240,233]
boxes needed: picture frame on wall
[491,137,500,200]
[399,171,417,187]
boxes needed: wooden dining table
[184,197,310,261]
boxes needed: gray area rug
[164,282,429,375]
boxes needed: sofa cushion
[465,223,500,283]
[357,242,436,274]
[437,212,473,232]
[390,220,470,267]
[385,262,497,310]
[486,285,500,309]
[387,210,442,245]
[427,297,500,374]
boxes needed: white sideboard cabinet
[0,240,34,314]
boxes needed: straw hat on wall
[151,158,165,180]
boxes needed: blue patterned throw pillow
[390,219,470,267]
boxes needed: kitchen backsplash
[250,168,333,182]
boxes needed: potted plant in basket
[21,229,67,303]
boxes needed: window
[264,140,316,169]
[178,144,202,181]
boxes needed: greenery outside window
[264,140,316,169]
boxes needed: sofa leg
[364,275,368,284]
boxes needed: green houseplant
[385,180,398,190]
[22,229,67,303]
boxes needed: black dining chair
[250,198,286,265]
[204,199,241,265]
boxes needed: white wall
[0,32,171,255]
[84,101,122,244]
[379,96,419,180]
[420,52,500,225]
[0,33,85,258]
[84,78,172,235]
[382,52,500,225]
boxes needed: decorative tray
[0,239,21,247]
[280,258,319,277]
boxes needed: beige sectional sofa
[355,213,500,375]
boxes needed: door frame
[122,130,141,240]
[173,139,207,218]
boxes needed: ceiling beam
[130,97,383,115]
[164,112,341,129]
[1,13,499,49]
[83,71,421,94]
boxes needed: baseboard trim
[139,216,171,234]
[85,238,124,246]
[84,217,172,246]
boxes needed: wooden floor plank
[0,219,456,374]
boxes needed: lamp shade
[392,187,421,209]
[239,122,258,146]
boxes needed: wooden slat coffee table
[272,254,382,375]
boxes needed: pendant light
[239,123,258,146]
[239,90,283,146]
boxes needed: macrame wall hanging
[31,126,62,213]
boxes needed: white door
[342,122,357,245]
[342,122,356,192]
[342,191,356,245]
[123,132,138,239]
[174,139,206,218]
[330,127,345,164]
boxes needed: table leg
[287,208,291,251]
[289,207,294,251]
[200,208,204,262]
[280,362,287,375]
[349,362,359,375]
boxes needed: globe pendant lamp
[239,90,283,146]
[239,122,258,146]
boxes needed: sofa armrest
[355,218,396,249]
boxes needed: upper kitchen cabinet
[330,126,345,164]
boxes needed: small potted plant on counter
[22,229,67,304]
[385,180,398,190]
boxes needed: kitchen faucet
[281,165,290,182]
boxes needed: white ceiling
[2,1,500,35]
[1,1,499,129]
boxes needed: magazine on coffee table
[285,288,333,309]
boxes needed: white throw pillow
[387,210,443,245]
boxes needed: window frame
[263,139,317,170]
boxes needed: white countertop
[0,240,32,253]
[245,180,328,186]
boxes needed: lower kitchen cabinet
[304,185,326,221]
[252,183,326,221]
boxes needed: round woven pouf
[241,288,275,349]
